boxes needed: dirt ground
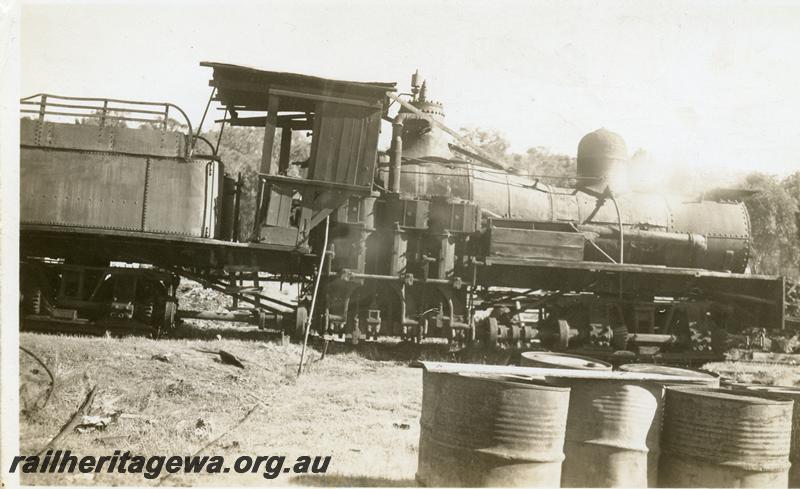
[19,332,425,486]
[18,320,800,487]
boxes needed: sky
[19,0,800,179]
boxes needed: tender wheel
[27,288,43,315]
[153,300,177,338]
[555,319,571,351]
[486,317,500,349]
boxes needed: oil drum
[660,387,793,488]
[417,371,570,487]
[728,385,800,488]
[520,351,612,370]
[617,364,720,486]
[551,377,662,487]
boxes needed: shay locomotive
[19,62,795,360]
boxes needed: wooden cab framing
[203,62,395,250]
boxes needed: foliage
[458,127,576,185]
[740,172,800,278]
[74,109,129,128]
[199,126,311,240]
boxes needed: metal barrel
[619,363,720,386]
[520,351,612,371]
[660,387,793,488]
[728,385,800,488]
[550,377,663,487]
[617,364,720,487]
[417,371,570,487]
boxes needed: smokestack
[397,75,453,160]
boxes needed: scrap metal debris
[194,348,246,369]
[219,350,245,369]
[151,353,173,363]
[76,414,115,433]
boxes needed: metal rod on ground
[298,215,330,377]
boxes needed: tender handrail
[192,135,217,156]
[20,93,195,156]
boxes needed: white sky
[20,0,800,178]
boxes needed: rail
[20,93,196,155]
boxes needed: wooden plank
[358,109,381,187]
[259,95,280,174]
[419,361,714,383]
[259,174,371,193]
[270,87,382,109]
[489,228,585,261]
[347,117,366,186]
[278,128,292,174]
[335,114,357,183]
[321,110,340,182]
[264,185,294,227]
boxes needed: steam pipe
[389,120,404,193]
[610,193,624,264]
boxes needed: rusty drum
[551,377,663,487]
[660,387,793,488]
[729,385,800,488]
[520,351,612,371]
[617,364,719,486]
[417,371,570,487]
[619,364,720,386]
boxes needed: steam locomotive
[19,63,793,360]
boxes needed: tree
[74,109,129,128]
[458,126,576,184]
[458,126,511,163]
[740,172,800,278]
[200,126,311,240]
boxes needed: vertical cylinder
[389,230,407,276]
[552,378,662,487]
[618,364,720,487]
[389,121,403,193]
[729,385,800,488]
[437,232,455,279]
[660,387,793,488]
[417,371,570,487]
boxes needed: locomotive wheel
[26,287,43,315]
[163,301,177,329]
[294,306,309,339]
[142,302,155,323]
[486,317,500,349]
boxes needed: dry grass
[19,332,422,486]
[703,360,800,386]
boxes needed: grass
[18,331,423,486]
[20,311,800,487]
[703,360,800,386]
